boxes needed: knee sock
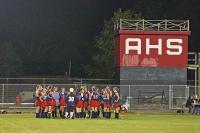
[63,110,65,118]
[91,111,94,118]
[59,110,63,118]
[48,112,51,118]
[36,113,39,118]
[77,112,80,118]
[109,112,111,118]
[41,111,45,118]
[55,109,57,117]
[39,112,42,118]
[105,112,110,119]
[40,110,43,118]
[52,111,55,118]
[115,113,119,119]
[70,112,74,119]
[80,112,83,118]
[83,112,86,118]
[88,111,91,118]
[96,112,99,118]
[104,112,108,118]
[44,112,48,118]
[93,112,96,118]
[65,112,69,118]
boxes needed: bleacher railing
[114,19,190,31]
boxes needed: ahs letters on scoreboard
[126,38,183,56]
[118,35,188,68]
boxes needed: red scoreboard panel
[115,30,191,68]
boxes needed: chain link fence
[0,84,190,111]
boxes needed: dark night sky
[0,0,200,77]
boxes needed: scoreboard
[115,31,190,68]
[114,20,191,84]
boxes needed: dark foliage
[0,0,199,77]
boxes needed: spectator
[192,95,199,115]
[186,96,193,113]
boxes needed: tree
[84,9,142,78]
[0,41,23,77]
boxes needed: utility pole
[68,59,71,77]
[188,52,199,95]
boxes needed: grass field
[0,112,200,133]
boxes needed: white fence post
[128,85,131,110]
[172,85,174,109]
[168,85,172,109]
[2,84,4,106]
[185,85,189,100]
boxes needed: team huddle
[35,85,120,119]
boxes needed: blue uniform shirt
[92,92,99,100]
[53,91,60,106]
